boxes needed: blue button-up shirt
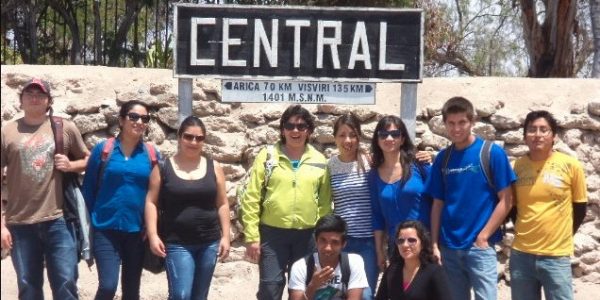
[82,138,159,232]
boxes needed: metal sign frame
[173,4,423,141]
[173,4,424,83]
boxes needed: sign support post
[401,83,418,141]
[178,78,193,125]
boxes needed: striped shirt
[328,154,373,238]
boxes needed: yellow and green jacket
[241,142,332,242]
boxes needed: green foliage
[422,0,528,76]
[145,34,173,69]
[1,44,24,64]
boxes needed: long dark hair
[390,220,438,265]
[333,112,367,172]
[370,115,416,181]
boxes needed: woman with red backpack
[82,100,159,300]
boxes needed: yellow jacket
[241,142,332,242]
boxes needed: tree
[93,0,103,64]
[107,0,149,66]
[518,0,592,77]
[592,0,600,77]
[2,0,45,64]
[48,0,83,64]
[420,0,529,76]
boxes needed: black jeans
[257,224,315,300]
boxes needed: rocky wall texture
[1,66,599,285]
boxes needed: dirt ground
[1,246,598,300]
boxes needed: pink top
[403,281,411,291]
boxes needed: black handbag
[142,239,165,274]
[142,160,166,274]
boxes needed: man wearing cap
[1,78,89,299]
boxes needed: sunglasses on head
[377,130,402,139]
[283,122,309,131]
[182,133,205,142]
[396,237,418,245]
[127,112,151,124]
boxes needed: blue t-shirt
[82,139,159,232]
[370,163,432,240]
[426,137,516,249]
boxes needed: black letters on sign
[174,4,423,82]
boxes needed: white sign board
[221,80,375,104]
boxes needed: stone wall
[1,66,599,284]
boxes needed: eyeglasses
[283,122,309,131]
[525,126,552,136]
[377,130,402,139]
[396,237,418,245]
[182,133,205,142]
[127,112,151,124]
[22,92,48,100]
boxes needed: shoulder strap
[96,138,115,196]
[441,144,453,188]
[415,161,427,181]
[260,144,278,203]
[101,137,116,162]
[158,158,166,178]
[50,116,64,155]
[157,158,166,210]
[340,252,350,291]
[144,142,158,167]
[480,140,495,190]
[263,144,277,186]
[304,253,315,287]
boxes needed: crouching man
[288,215,369,300]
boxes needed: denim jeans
[165,240,219,300]
[9,217,79,300]
[258,224,315,300]
[440,244,498,300]
[93,229,144,300]
[509,249,573,300]
[344,236,377,299]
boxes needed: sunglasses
[283,122,309,131]
[378,130,402,139]
[22,92,49,100]
[127,112,151,124]
[396,237,418,245]
[182,133,206,142]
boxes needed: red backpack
[100,137,158,166]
